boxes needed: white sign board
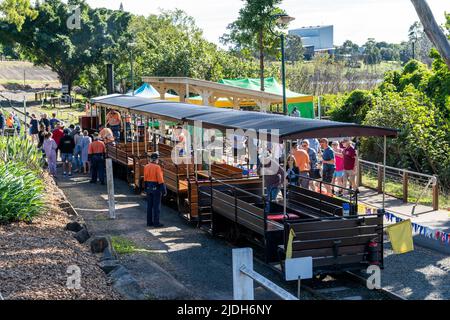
[61,85,69,94]
[285,257,313,281]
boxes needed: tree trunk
[259,29,265,92]
[411,0,450,69]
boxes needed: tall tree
[410,0,450,69]
[285,34,304,63]
[0,0,132,95]
[0,0,37,31]
[221,0,288,91]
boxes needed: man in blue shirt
[320,138,335,195]
[49,112,60,130]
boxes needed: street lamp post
[269,14,295,116]
[280,33,287,115]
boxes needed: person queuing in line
[49,112,60,131]
[259,150,285,213]
[72,125,83,173]
[342,138,359,193]
[52,122,64,159]
[42,132,57,176]
[291,142,310,189]
[59,129,75,176]
[106,109,122,142]
[12,112,20,135]
[319,138,335,195]
[307,138,320,155]
[6,114,14,128]
[301,139,320,191]
[79,130,92,174]
[98,124,115,145]
[40,113,50,131]
[286,156,300,186]
[88,132,106,185]
[331,141,344,196]
[0,110,5,135]
[37,124,46,149]
[143,152,167,228]
[29,114,39,144]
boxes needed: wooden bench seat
[280,215,384,273]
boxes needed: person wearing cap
[88,133,106,184]
[59,128,76,176]
[259,149,285,213]
[144,153,167,228]
[342,138,359,193]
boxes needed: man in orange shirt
[144,153,167,228]
[291,142,310,189]
[88,133,106,185]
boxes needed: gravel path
[0,173,120,300]
[56,173,312,300]
[381,241,450,300]
[55,170,450,300]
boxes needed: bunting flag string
[355,202,449,245]
[383,211,450,246]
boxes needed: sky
[86,0,449,46]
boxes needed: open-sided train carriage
[91,93,397,278]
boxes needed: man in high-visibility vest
[88,133,106,185]
[143,153,167,228]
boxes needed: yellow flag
[357,204,366,215]
[387,219,414,254]
[286,228,296,259]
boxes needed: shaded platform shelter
[91,94,396,140]
[217,78,315,119]
[142,76,311,115]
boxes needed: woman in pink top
[332,141,344,195]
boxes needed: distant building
[288,25,334,59]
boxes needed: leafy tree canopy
[0,0,132,94]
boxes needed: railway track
[299,271,406,300]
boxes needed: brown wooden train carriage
[91,94,397,277]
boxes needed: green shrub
[0,164,45,223]
[0,136,44,170]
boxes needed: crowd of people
[261,137,359,211]
[4,110,115,186]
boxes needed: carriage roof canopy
[91,94,397,139]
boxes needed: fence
[232,248,298,300]
[358,159,443,211]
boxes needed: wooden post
[377,162,383,194]
[402,171,408,203]
[106,158,116,219]
[432,176,439,211]
[232,248,254,300]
